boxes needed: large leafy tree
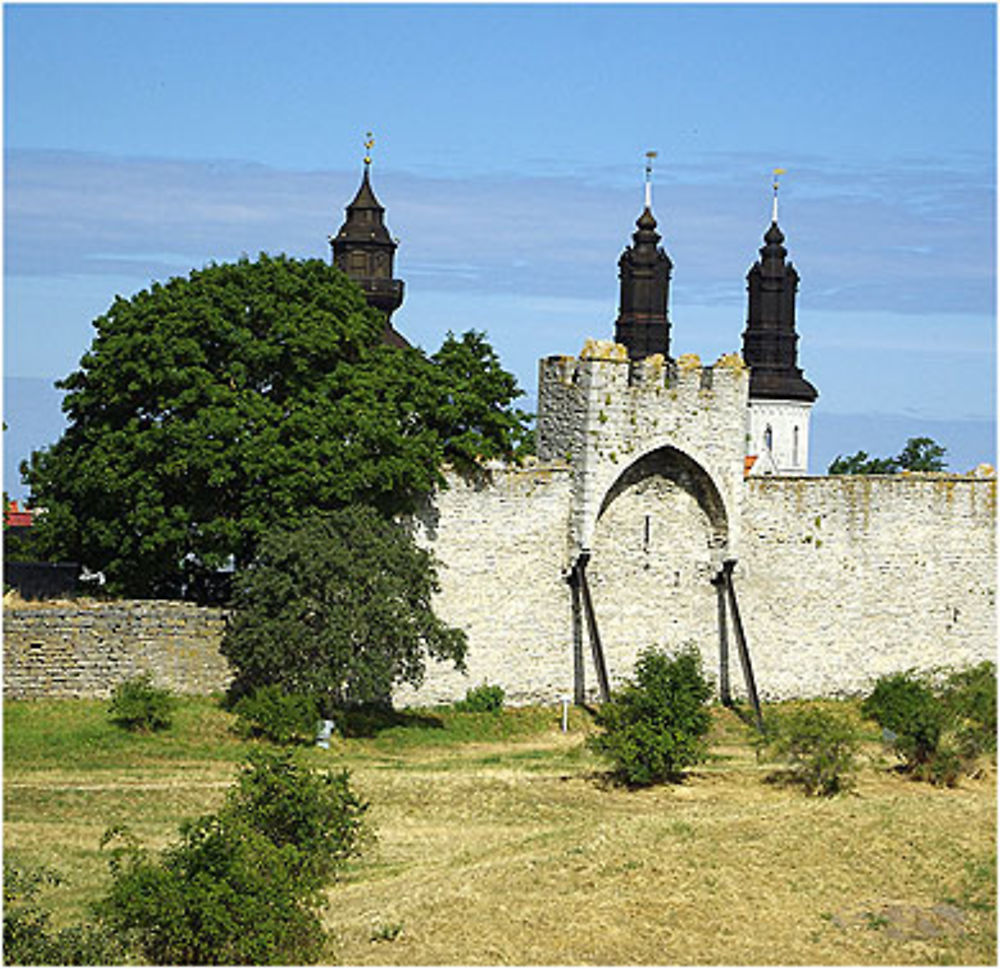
[828,436,947,475]
[220,507,466,710]
[22,255,530,596]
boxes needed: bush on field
[107,673,174,732]
[98,818,324,966]
[3,860,123,966]
[223,749,368,887]
[588,645,712,786]
[756,706,862,797]
[941,661,997,754]
[96,750,368,965]
[453,682,505,713]
[862,664,996,786]
[231,684,321,745]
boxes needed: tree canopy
[22,255,531,597]
[828,436,947,475]
[220,507,466,710]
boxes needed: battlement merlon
[537,341,750,464]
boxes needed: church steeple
[330,134,407,346]
[741,174,817,403]
[614,152,672,361]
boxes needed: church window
[793,425,800,465]
[764,425,773,452]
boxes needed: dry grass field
[4,696,995,965]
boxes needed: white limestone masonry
[400,339,996,705]
[403,468,995,705]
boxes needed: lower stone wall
[3,599,231,699]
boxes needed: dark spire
[614,205,673,361]
[330,137,407,346]
[741,217,817,402]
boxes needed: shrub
[861,671,944,767]
[222,749,368,887]
[757,706,862,796]
[942,661,997,755]
[107,673,175,732]
[96,750,369,964]
[453,682,505,713]
[231,684,321,745]
[862,666,994,786]
[587,645,713,786]
[98,818,324,966]
[3,860,123,965]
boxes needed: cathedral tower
[330,135,408,348]
[742,172,817,475]
[614,153,673,361]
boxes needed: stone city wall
[403,469,996,705]
[737,474,996,698]
[3,473,994,705]
[399,464,575,706]
[3,598,230,699]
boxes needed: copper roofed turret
[614,152,673,361]
[741,172,817,402]
[330,133,408,348]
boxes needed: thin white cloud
[6,148,994,316]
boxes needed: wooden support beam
[721,559,764,731]
[571,553,611,703]
[711,570,732,706]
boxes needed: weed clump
[107,673,175,732]
[453,682,505,713]
[588,645,712,786]
[230,684,321,745]
[756,706,862,796]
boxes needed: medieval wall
[3,599,230,699]
[402,469,996,705]
[3,474,994,706]
[737,475,996,698]
[397,464,574,706]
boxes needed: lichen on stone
[580,338,628,362]
[714,352,747,372]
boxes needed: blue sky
[4,2,997,495]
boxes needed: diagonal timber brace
[568,553,611,703]
[715,559,764,731]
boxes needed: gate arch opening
[573,445,730,699]
[597,445,729,550]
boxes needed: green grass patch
[4,696,246,772]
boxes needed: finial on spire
[644,150,657,209]
[771,167,786,223]
[364,131,375,171]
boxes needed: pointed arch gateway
[570,444,760,720]
[597,446,729,546]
